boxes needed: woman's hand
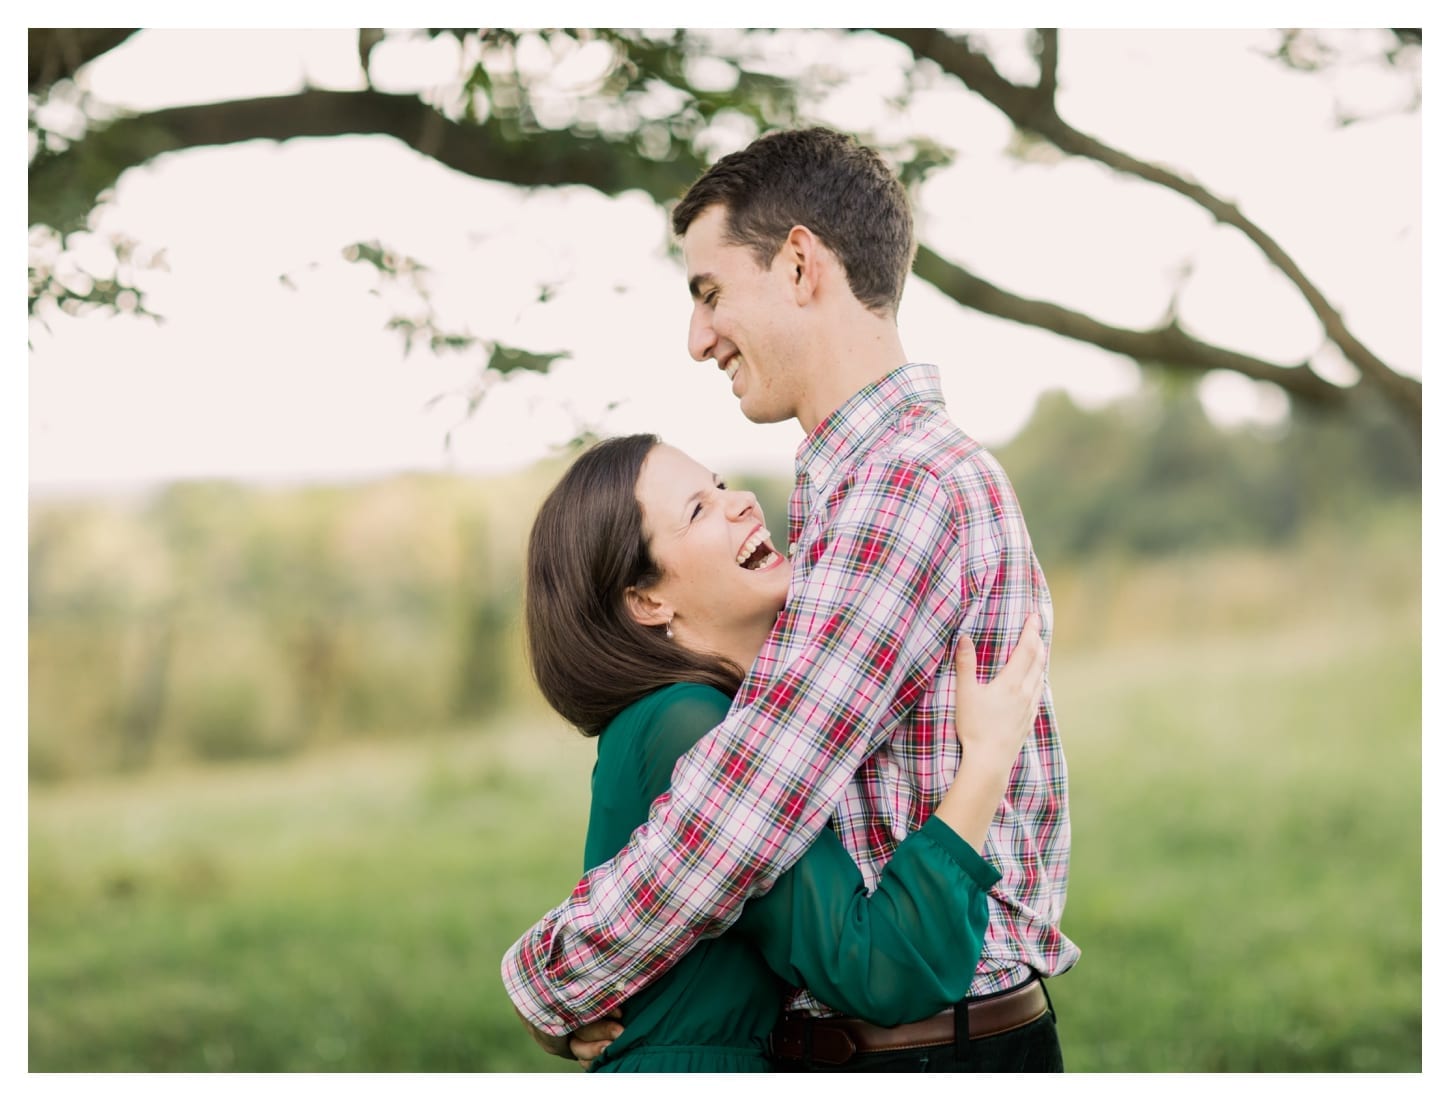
[568,1009,624,1070]
[930,614,1047,850]
[954,613,1046,768]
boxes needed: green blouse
[584,683,1001,1074]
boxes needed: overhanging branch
[29,29,139,93]
[914,245,1349,407]
[878,27,1420,430]
[29,88,706,233]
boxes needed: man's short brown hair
[671,127,916,316]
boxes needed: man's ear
[783,224,824,305]
[624,585,672,629]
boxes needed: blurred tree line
[995,377,1419,568]
[29,470,549,780]
[28,385,1418,782]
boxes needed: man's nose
[687,304,715,363]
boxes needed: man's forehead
[682,204,731,260]
[683,209,750,294]
[685,202,730,238]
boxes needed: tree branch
[27,30,1420,439]
[29,28,139,93]
[28,88,707,233]
[914,245,1349,408]
[878,28,1420,429]
[1036,28,1058,99]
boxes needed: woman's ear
[624,585,672,629]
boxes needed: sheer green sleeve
[629,685,1002,1027]
[735,815,1000,1025]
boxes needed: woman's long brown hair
[525,434,744,736]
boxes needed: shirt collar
[794,362,945,497]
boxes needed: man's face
[681,204,804,425]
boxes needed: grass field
[29,525,1422,1072]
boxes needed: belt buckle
[768,1022,805,1062]
[809,1022,857,1066]
[769,1016,857,1067]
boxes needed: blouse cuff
[916,815,1004,890]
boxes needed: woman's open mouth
[736,527,783,571]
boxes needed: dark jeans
[775,980,1064,1073]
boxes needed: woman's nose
[728,489,760,519]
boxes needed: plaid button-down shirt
[503,363,1077,1032]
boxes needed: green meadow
[28,507,1421,1072]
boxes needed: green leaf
[486,344,570,377]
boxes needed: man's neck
[794,322,908,436]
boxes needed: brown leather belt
[768,978,1049,1066]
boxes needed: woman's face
[634,444,789,658]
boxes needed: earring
[665,616,674,640]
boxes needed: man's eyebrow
[688,273,715,301]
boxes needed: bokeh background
[27,27,1423,1073]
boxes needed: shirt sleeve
[735,815,1000,1026]
[502,461,965,1033]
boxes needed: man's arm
[502,461,963,1035]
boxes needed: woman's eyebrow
[681,476,719,519]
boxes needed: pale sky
[26,24,1423,493]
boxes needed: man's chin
[737,398,792,426]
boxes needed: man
[502,126,1077,1072]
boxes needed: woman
[524,434,1045,1073]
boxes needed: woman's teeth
[737,529,779,571]
[744,550,780,571]
[736,529,768,565]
